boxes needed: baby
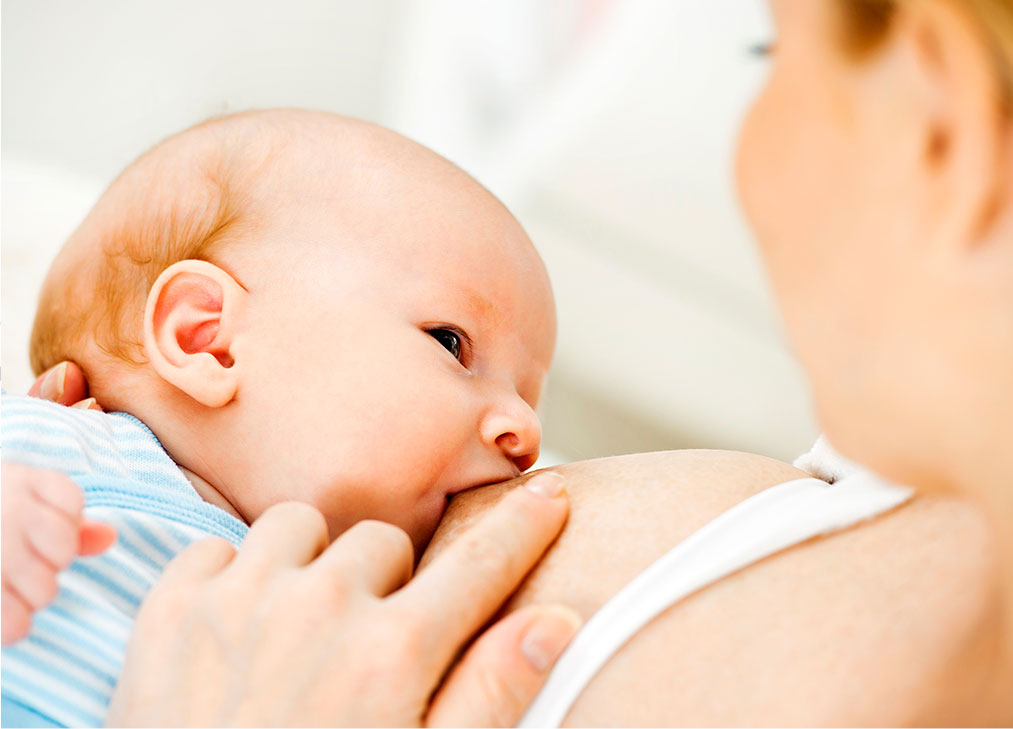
[0,109,556,726]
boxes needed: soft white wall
[2,0,401,180]
[1,0,402,396]
[1,0,819,463]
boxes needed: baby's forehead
[139,112,551,314]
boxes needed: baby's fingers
[29,470,84,522]
[7,549,60,611]
[2,587,34,644]
[25,500,80,568]
[79,520,117,556]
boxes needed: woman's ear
[893,0,1010,246]
[143,260,248,408]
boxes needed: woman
[20,0,1013,723]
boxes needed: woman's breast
[420,449,995,725]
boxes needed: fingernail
[524,472,565,498]
[39,362,68,402]
[520,607,582,673]
[71,398,97,410]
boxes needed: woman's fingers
[427,604,582,727]
[28,362,102,410]
[227,501,330,576]
[28,362,89,406]
[311,519,414,597]
[157,501,328,591]
[108,485,573,727]
[396,472,569,673]
[156,537,238,587]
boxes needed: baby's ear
[143,260,248,408]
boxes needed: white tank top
[517,472,913,727]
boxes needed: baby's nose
[481,396,542,472]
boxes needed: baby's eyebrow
[460,287,497,320]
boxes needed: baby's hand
[1,462,116,644]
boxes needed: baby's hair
[29,109,504,379]
[29,112,278,375]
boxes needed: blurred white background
[1,0,819,464]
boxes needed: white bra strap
[517,474,913,727]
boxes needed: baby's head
[31,109,556,555]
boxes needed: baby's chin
[409,497,454,564]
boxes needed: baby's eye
[748,40,776,58]
[427,328,463,362]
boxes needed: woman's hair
[837,0,1013,103]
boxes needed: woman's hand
[30,361,579,724]
[107,473,579,727]
[28,362,102,411]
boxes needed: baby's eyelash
[425,325,473,366]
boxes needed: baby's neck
[84,356,253,526]
[180,466,246,524]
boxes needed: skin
[103,479,577,727]
[425,0,1013,722]
[77,112,557,558]
[0,463,116,644]
[425,454,1000,725]
[737,0,1013,505]
[21,0,1013,723]
[2,363,107,644]
[14,114,581,727]
[737,0,1013,690]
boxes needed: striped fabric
[1,394,249,727]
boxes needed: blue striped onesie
[1,393,249,727]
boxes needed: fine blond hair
[28,116,268,375]
[29,109,484,379]
[27,110,361,376]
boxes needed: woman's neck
[985,489,1013,721]
[951,457,1013,723]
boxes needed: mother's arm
[422,450,996,726]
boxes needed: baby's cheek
[306,481,376,543]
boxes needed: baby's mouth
[445,471,522,501]
[417,471,522,562]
